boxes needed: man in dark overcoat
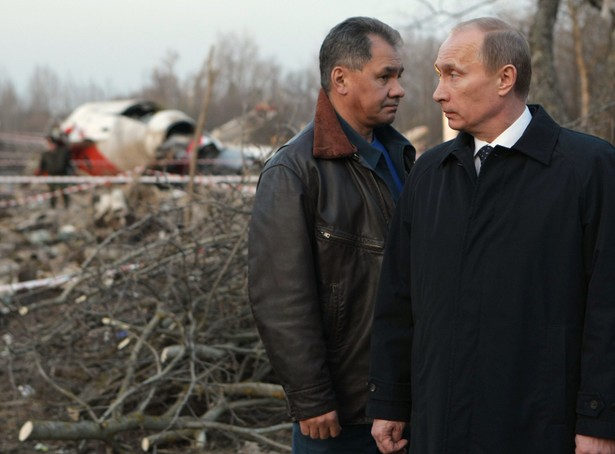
[368,17,615,454]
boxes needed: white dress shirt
[474,106,532,174]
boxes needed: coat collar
[439,104,561,167]
[513,105,560,165]
[313,88,357,159]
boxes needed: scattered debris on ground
[0,169,291,453]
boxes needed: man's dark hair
[319,16,402,92]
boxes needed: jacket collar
[512,105,560,165]
[312,88,415,162]
[439,104,561,167]
[313,88,358,159]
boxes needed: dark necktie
[476,145,493,165]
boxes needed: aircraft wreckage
[57,99,270,176]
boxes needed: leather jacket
[248,89,414,423]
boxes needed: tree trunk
[569,0,591,128]
[529,0,569,122]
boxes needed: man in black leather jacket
[248,16,415,453]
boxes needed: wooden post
[187,47,218,198]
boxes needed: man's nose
[433,80,447,103]
[390,77,405,98]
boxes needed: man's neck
[338,113,373,142]
[475,105,531,150]
[475,101,527,143]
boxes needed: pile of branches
[0,181,290,453]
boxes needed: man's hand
[576,434,615,454]
[372,418,408,454]
[299,410,341,439]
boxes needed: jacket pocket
[317,226,384,254]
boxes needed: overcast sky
[1,0,526,96]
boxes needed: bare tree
[584,0,615,141]
[398,31,443,148]
[24,66,64,132]
[529,0,569,122]
[0,75,22,131]
[140,50,183,108]
[528,0,615,140]
[552,0,615,138]
[567,0,591,129]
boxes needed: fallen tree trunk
[20,414,180,442]
[20,414,292,451]
[218,382,286,400]
[160,344,226,363]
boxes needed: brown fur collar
[313,89,357,159]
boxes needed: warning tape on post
[0,158,257,167]
[0,174,259,185]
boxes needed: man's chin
[378,114,397,126]
[446,119,464,131]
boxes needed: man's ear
[497,64,517,97]
[331,66,349,95]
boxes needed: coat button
[369,383,377,392]
[590,400,599,410]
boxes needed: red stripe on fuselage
[69,142,120,175]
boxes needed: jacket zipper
[318,228,383,253]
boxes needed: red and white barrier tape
[0,158,256,167]
[0,174,258,185]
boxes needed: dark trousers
[48,183,69,208]
[292,423,380,454]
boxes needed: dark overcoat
[367,105,615,453]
